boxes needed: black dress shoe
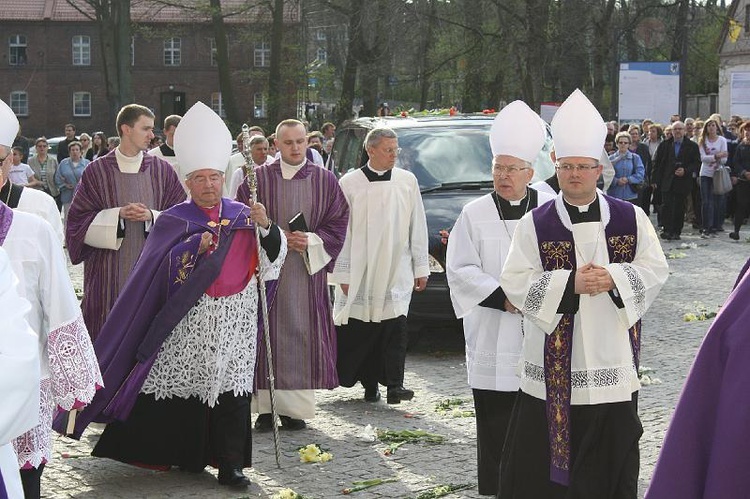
[280,415,307,430]
[730,231,740,240]
[217,467,251,488]
[387,386,414,404]
[659,231,673,241]
[364,385,381,402]
[254,413,273,432]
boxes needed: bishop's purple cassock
[65,149,186,340]
[645,258,750,499]
[236,159,349,392]
[53,198,277,440]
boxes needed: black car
[328,114,554,336]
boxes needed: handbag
[629,156,644,192]
[713,166,732,195]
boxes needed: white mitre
[0,98,20,148]
[490,100,546,162]
[551,89,606,161]
[174,101,232,177]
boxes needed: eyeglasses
[617,140,630,145]
[556,162,599,172]
[382,147,402,155]
[36,144,48,148]
[492,165,529,176]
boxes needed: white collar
[115,147,144,174]
[554,190,610,231]
[366,162,389,176]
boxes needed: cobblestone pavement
[43,223,749,498]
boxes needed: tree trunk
[209,0,240,127]
[114,0,133,110]
[418,0,437,110]
[461,0,484,112]
[267,0,285,127]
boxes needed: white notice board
[618,62,680,124]
[730,72,750,117]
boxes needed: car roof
[341,115,496,130]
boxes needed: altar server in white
[498,89,668,498]
[0,247,40,499]
[331,127,429,405]
[446,100,553,496]
[0,98,102,499]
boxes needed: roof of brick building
[0,0,298,24]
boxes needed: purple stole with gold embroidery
[532,196,640,486]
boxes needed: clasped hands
[575,263,616,296]
[119,202,153,222]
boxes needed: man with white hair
[331,127,429,406]
[56,102,286,489]
[446,101,554,496]
[499,89,669,498]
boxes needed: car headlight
[428,254,445,273]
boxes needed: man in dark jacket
[652,121,701,240]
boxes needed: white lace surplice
[142,235,285,406]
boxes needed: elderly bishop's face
[185,169,224,208]
[492,155,534,201]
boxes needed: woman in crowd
[664,125,673,141]
[693,120,705,142]
[607,131,645,203]
[27,137,61,210]
[54,140,89,223]
[698,117,729,237]
[79,133,94,161]
[730,121,750,240]
[92,131,109,160]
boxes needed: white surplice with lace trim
[5,210,102,469]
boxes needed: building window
[254,93,266,118]
[316,29,326,41]
[746,6,750,33]
[72,35,91,66]
[209,38,218,66]
[10,91,28,116]
[317,48,327,63]
[254,42,270,67]
[73,92,91,117]
[9,35,27,66]
[164,37,181,66]
[211,92,225,118]
[130,36,135,66]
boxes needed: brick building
[0,0,301,139]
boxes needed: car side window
[334,128,368,177]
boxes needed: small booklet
[289,211,309,232]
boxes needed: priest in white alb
[446,100,554,496]
[498,89,669,498]
[0,247,40,499]
[0,99,102,499]
[330,127,429,405]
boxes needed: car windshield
[395,126,491,190]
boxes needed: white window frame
[211,92,225,118]
[317,47,327,63]
[9,35,27,66]
[254,93,266,118]
[316,29,326,41]
[73,92,92,117]
[10,91,28,116]
[209,38,217,66]
[164,37,181,66]
[254,42,270,67]
[72,35,91,66]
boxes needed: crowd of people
[0,87,748,499]
[602,112,750,241]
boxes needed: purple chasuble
[0,467,7,499]
[645,260,750,499]
[53,199,271,439]
[0,202,13,245]
[236,160,349,390]
[65,149,186,341]
[532,196,640,486]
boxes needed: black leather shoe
[217,467,251,488]
[730,232,740,240]
[254,413,273,432]
[387,386,414,404]
[659,231,674,241]
[280,415,307,430]
[364,386,381,402]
